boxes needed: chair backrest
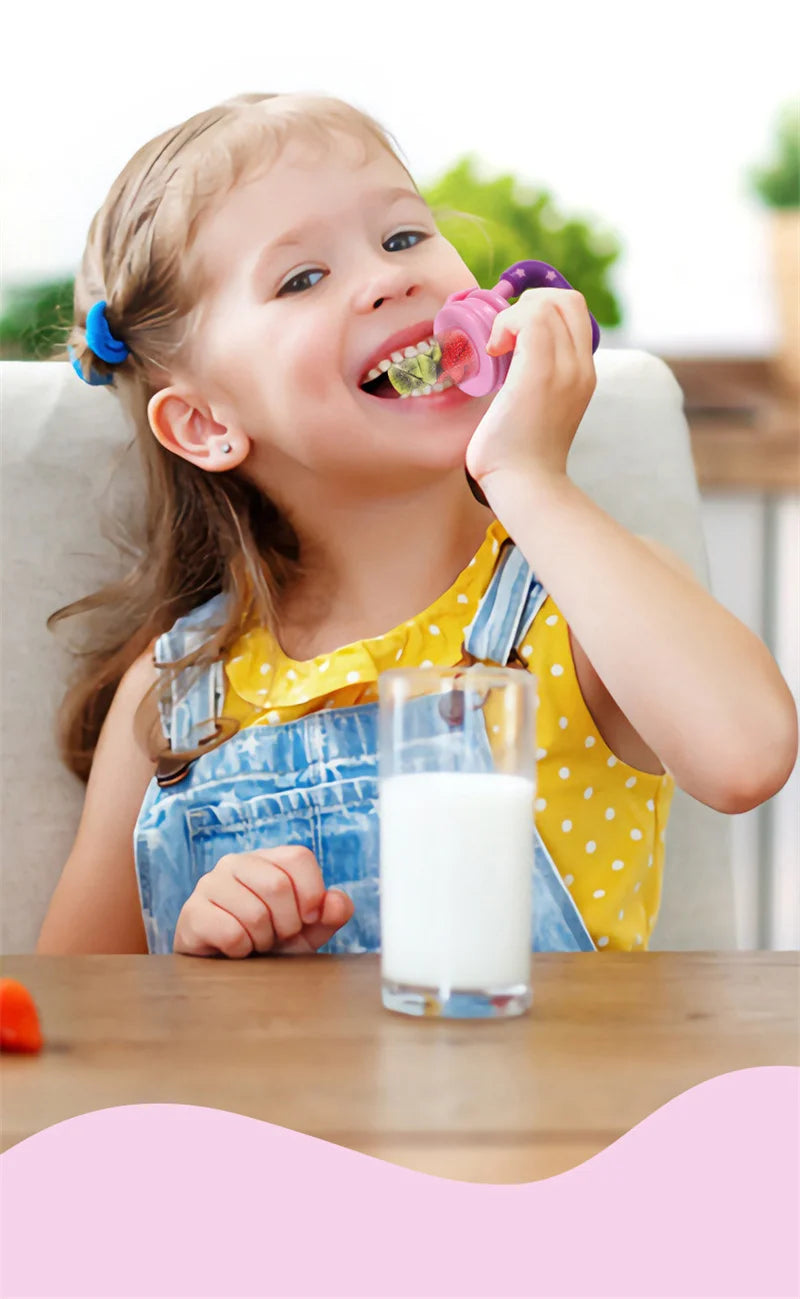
[0,353,736,952]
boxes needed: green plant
[0,278,74,360]
[749,101,800,209]
[422,156,623,326]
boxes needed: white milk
[380,771,535,990]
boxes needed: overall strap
[153,592,229,758]
[463,539,547,666]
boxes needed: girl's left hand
[465,288,597,491]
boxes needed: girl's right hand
[173,846,354,958]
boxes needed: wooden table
[2,953,797,1182]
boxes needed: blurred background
[1,0,798,946]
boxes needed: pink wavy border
[1,1067,798,1298]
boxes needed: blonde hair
[50,92,418,780]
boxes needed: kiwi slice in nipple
[387,341,442,396]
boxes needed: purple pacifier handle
[496,260,601,353]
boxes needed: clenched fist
[173,846,354,958]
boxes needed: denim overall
[134,541,595,955]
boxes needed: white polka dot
[319,660,329,672]
[564,874,574,886]
[521,644,533,658]
[597,936,609,948]
[347,671,360,684]
[605,807,616,821]
[586,842,597,855]
[611,860,625,871]
[325,697,336,707]
[266,710,281,724]
[429,624,441,636]
[421,660,433,669]
[537,748,548,760]
[646,799,655,812]
[648,855,654,868]
[635,934,643,946]
[457,593,469,604]
[287,669,297,681]
[618,909,625,920]
[535,798,547,812]
[468,557,476,567]
[258,687,268,696]
[492,724,500,734]
[561,819,573,833]
[634,881,642,893]
[558,716,569,729]
[230,654,244,664]
[395,649,403,661]
[558,767,570,780]
[630,829,643,841]
[545,614,559,626]
[492,539,499,555]
[551,664,564,677]
[625,776,637,789]
[583,786,593,800]
[607,755,618,767]
[592,887,605,898]
[260,663,271,675]
[585,736,596,748]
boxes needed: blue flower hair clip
[69,300,130,386]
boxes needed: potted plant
[748,100,800,393]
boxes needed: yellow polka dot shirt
[223,519,674,950]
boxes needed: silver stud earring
[220,442,232,455]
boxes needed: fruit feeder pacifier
[387,259,601,399]
[387,259,601,504]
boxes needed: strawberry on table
[0,977,43,1054]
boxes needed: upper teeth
[363,336,436,383]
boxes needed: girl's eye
[277,268,327,297]
[383,229,430,253]
[276,231,430,296]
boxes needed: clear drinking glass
[378,665,538,1019]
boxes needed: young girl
[37,92,797,958]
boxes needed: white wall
[2,0,798,355]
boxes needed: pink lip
[356,378,474,413]
[356,319,435,385]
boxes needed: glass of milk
[378,665,537,1019]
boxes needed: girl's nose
[354,263,422,313]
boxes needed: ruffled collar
[225,518,507,712]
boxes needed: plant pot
[770,208,800,394]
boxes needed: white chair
[0,354,737,953]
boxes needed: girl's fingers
[303,888,355,950]
[205,871,276,951]
[488,289,592,360]
[276,888,355,954]
[175,898,255,959]
[227,858,305,943]
[249,846,327,925]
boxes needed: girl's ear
[147,387,250,472]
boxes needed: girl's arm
[489,469,798,813]
[465,288,798,814]
[36,650,158,954]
